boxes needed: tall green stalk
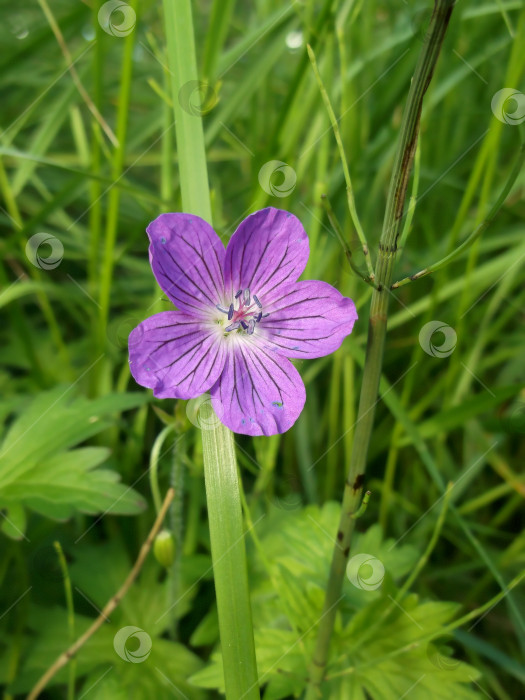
[305,2,455,695]
[162,0,211,221]
[162,1,259,697]
[201,409,259,699]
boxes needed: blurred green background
[0,0,524,698]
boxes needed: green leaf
[190,604,219,647]
[0,501,26,540]
[0,389,149,536]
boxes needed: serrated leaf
[192,504,483,699]
[68,541,212,639]
[1,605,205,698]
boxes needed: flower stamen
[220,288,270,335]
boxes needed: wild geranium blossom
[129,207,357,436]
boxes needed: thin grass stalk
[97,1,137,359]
[53,542,76,700]
[88,1,104,294]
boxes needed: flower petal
[147,213,226,316]
[257,280,358,358]
[210,338,306,436]
[224,208,309,301]
[128,311,226,399]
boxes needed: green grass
[0,1,524,698]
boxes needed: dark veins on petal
[152,331,221,390]
[164,249,215,305]
[177,230,225,301]
[155,258,207,314]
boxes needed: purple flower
[128,207,357,436]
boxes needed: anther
[247,319,255,335]
[253,294,262,308]
[240,321,248,330]
[262,313,270,318]
[255,312,262,322]
[235,289,243,299]
[244,289,251,305]
[228,303,234,320]
[225,322,240,332]
[216,304,229,314]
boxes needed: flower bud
[153,529,176,568]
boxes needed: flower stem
[162,0,211,222]
[305,3,455,696]
[201,411,260,699]
[162,1,259,696]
